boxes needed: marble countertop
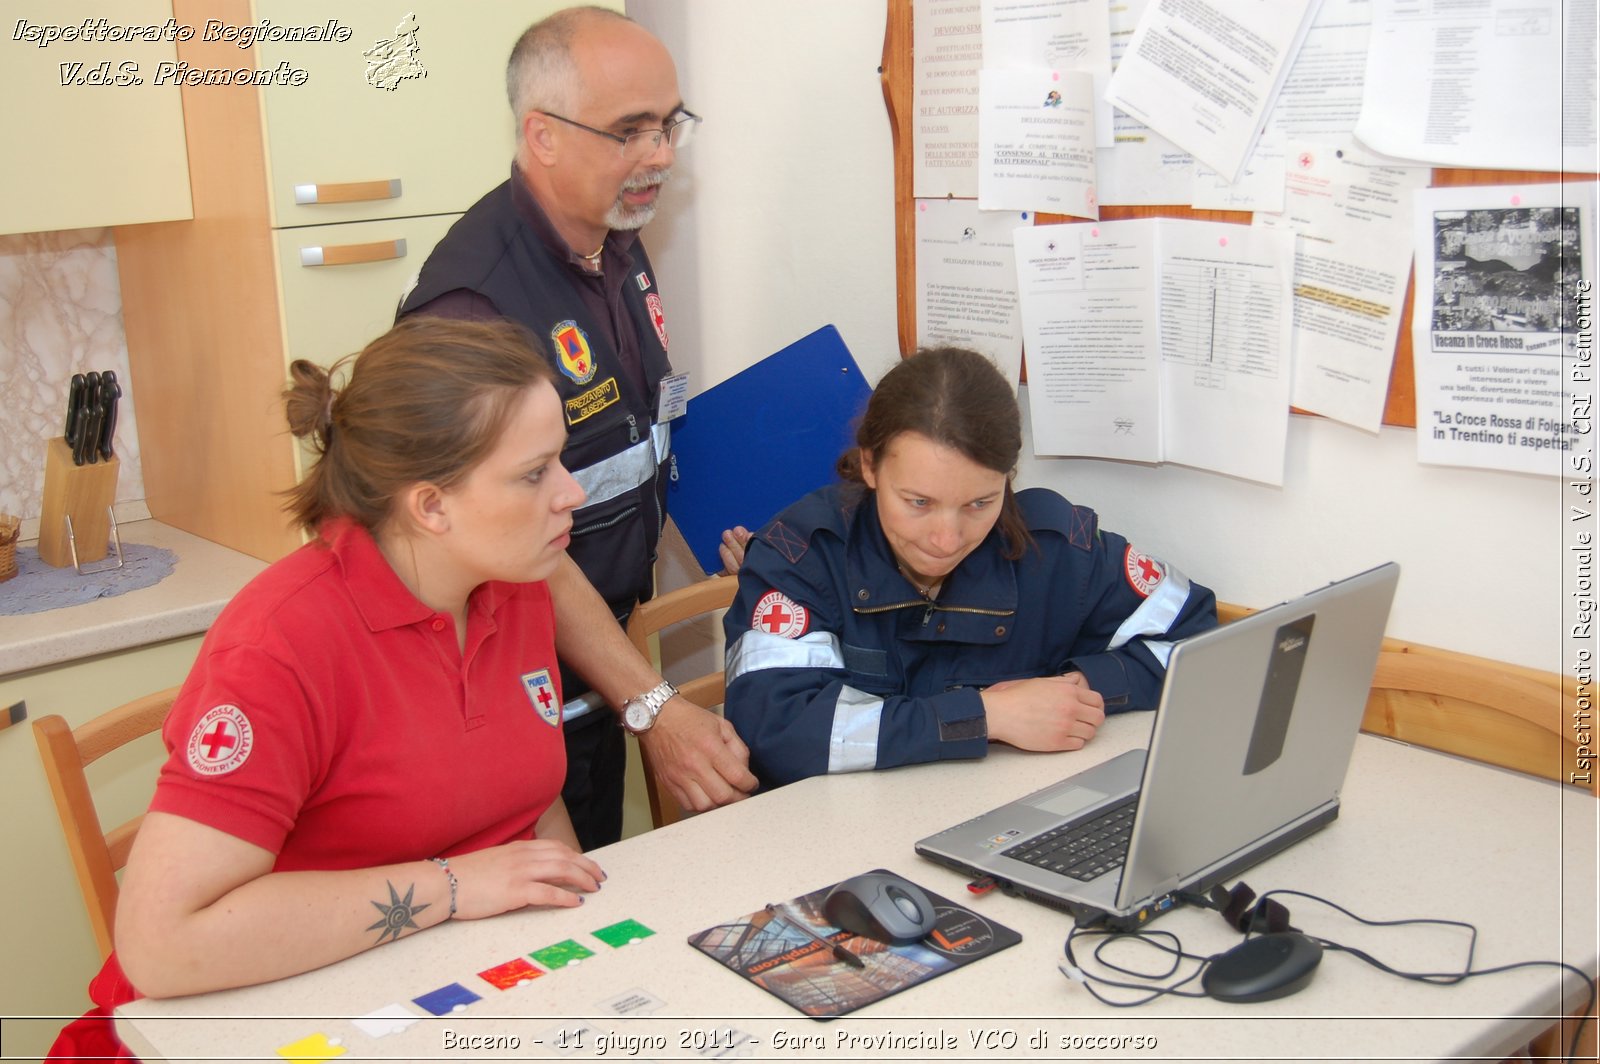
[0,520,267,678]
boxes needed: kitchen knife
[75,372,101,466]
[64,373,86,442]
[97,372,120,461]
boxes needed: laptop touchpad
[1028,785,1107,818]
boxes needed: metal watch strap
[622,680,678,733]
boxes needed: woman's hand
[446,838,605,918]
[982,672,1106,751]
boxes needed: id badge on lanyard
[657,372,690,422]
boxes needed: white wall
[628,0,903,392]
[631,1,1559,672]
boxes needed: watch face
[623,700,652,732]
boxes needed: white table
[118,713,1597,1062]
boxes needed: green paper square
[592,918,656,948]
[530,939,596,969]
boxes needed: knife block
[38,436,120,568]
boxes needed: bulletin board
[878,0,1596,428]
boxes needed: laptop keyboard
[1001,795,1137,881]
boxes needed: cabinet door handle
[300,239,407,268]
[293,179,402,205]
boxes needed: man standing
[400,6,755,848]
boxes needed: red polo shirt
[49,519,569,1061]
[150,517,566,868]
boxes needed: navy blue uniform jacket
[723,484,1217,788]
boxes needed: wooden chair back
[1216,602,1590,796]
[32,688,178,959]
[624,574,740,828]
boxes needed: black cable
[1257,888,1596,1063]
[1060,924,1212,1006]
[1059,885,1597,1063]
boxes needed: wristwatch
[621,680,678,734]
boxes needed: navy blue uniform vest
[400,179,673,621]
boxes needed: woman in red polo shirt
[52,317,604,1057]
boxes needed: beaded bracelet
[431,857,458,919]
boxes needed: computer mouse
[822,870,939,944]
[1202,932,1323,1003]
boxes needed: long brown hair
[838,347,1032,559]
[283,317,557,535]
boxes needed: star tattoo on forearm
[367,881,431,944]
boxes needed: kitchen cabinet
[115,0,610,560]
[0,1,192,235]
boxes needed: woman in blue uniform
[723,347,1217,788]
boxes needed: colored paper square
[275,1032,346,1062]
[413,981,481,1016]
[592,918,656,948]
[351,1004,419,1038]
[479,956,546,989]
[530,938,595,969]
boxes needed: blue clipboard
[667,325,871,574]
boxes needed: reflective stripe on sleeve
[1138,639,1175,668]
[724,630,845,684]
[561,689,608,722]
[828,685,884,774]
[1107,564,1193,659]
[570,420,672,509]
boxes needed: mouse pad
[687,868,1021,1018]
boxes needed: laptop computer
[915,562,1400,931]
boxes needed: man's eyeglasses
[541,109,700,161]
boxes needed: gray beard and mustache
[605,167,672,231]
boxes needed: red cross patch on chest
[645,292,668,352]
[522,668,561,727]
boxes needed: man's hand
[638,696,758,812]
[718,526,753,574]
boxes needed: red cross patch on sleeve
[185,704,254,776]
[752,590,810,639]
[1123,547,1165,598]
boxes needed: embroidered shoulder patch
[765,520,809,564]
[522,669,561,727]
[1123,546,1165,598]
[645,292,668,351]
[752,590,810,638]
[186,704,254,776]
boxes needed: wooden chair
[32,688,178,959]
[625,574,740,829]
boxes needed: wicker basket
[0,514,19,582]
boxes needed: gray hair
[506,6,634,120]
